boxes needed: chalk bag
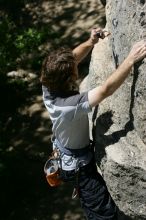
[44,158,62,187]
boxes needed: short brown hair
[40,48,77,92]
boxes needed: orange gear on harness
[44,150,62,187]
[46,168,61,187]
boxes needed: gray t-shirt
[42,85,93,170]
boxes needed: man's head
[40,48,78,92]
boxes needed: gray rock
[87,0,146,219]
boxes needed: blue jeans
[60,159,118,220]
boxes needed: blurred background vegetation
[0,1,105,219]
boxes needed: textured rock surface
[87,0,146,219]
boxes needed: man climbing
[40,28,146,219]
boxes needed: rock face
[87,0,146,219]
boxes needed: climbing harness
[56,139,95,199]
[44,134,95,197]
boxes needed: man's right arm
[88,40,146,107]
[73,28,110,64]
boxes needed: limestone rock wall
[88,1,146,219]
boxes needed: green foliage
[15,28,43,52]
[0,15,60,74]
[0,17,16,72]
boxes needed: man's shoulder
[42,85,89,107]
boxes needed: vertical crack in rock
[125,63,141,132]
[112,38,119,68]
[140,0,145,5]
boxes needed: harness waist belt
[55,139,90,157]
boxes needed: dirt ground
[0,1,105,220]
